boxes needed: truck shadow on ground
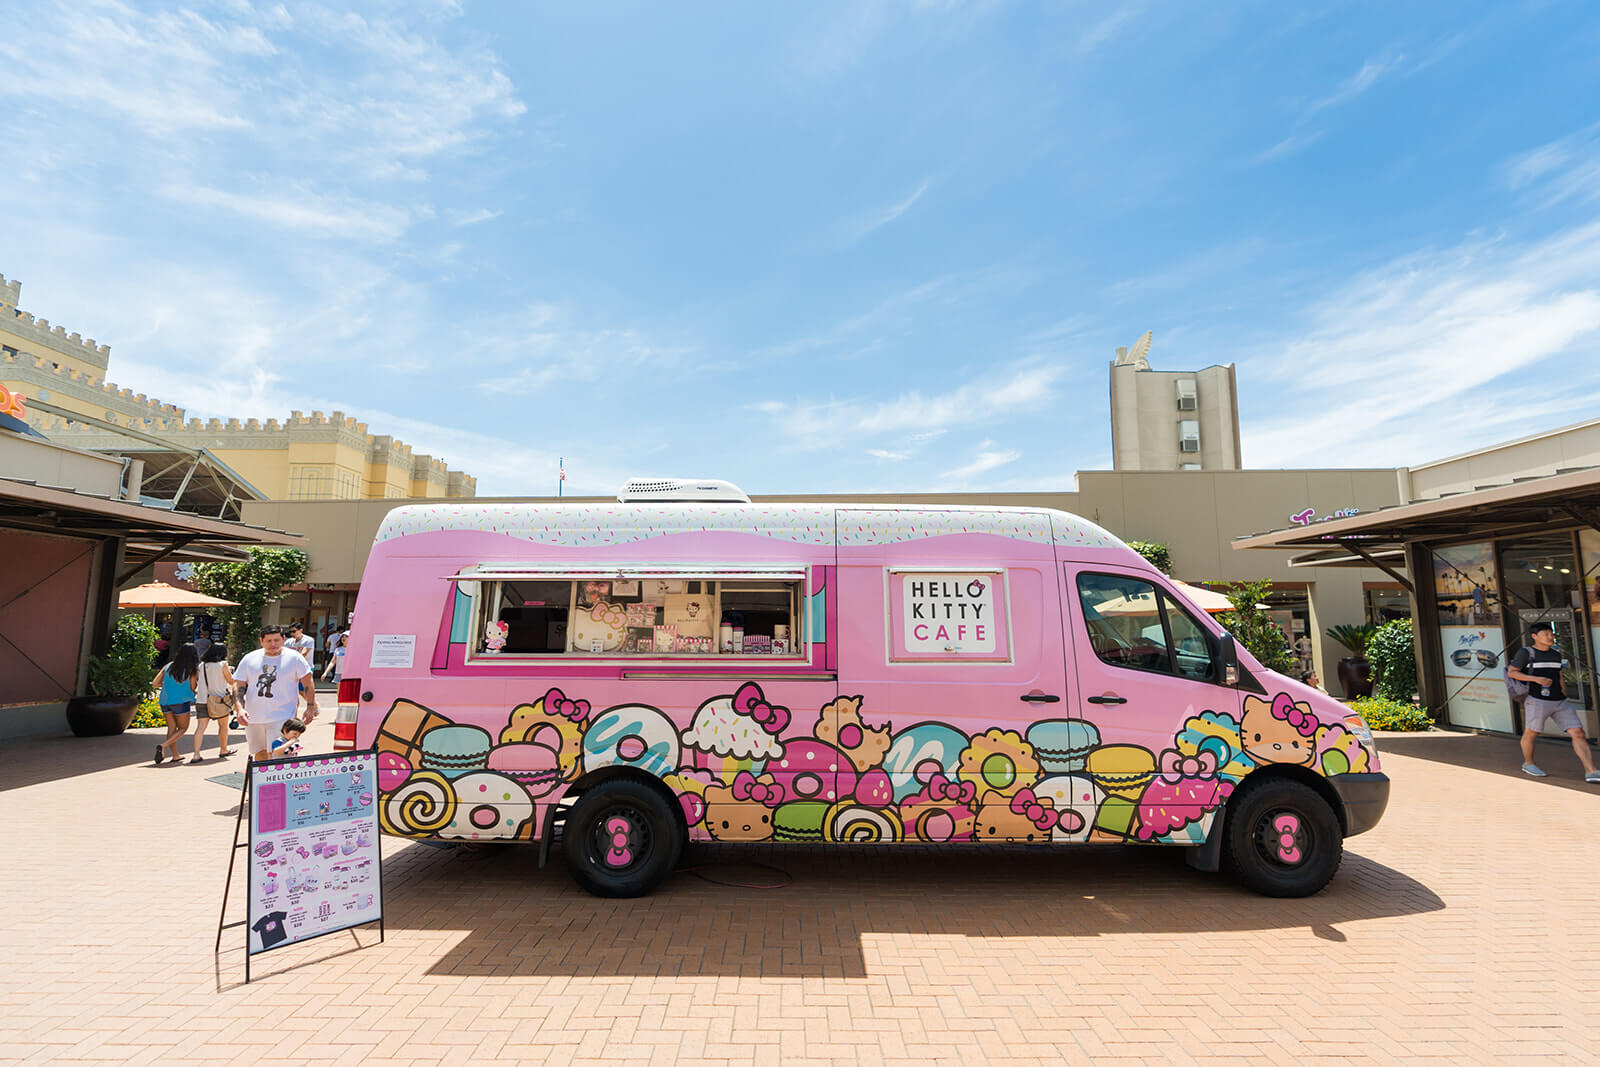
[380,840,1443,979]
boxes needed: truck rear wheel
[562,780,678,898]
[1224,778,1342,897]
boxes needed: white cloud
[1504,124,1600,208]
[1078,7,1140,53]
[840,179,932,246]
[940,441,1022,482]
[161,183,413,242]
[763,362,1063,446]
[1242,219,1600,467]
[1305,55,1405,118]
[1254,130,1325,164]
[867,448,910,461]
[453,208,503,226]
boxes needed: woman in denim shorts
[153,643,201,765]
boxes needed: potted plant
[1326,623,1377,699]
[66,614,159,737]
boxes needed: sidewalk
[1,726,1596,1064]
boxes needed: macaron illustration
[1086,744,1158,800]
[771,800,829,843]
[1026,719,1101,774]
[418,724,493,778]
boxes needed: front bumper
[1329,772,1390,837]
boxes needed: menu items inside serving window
[477,575,804,657]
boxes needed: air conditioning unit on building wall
[1179,438,1200,453]
[1176,379,1197,411]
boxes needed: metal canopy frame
[25,399,267,520]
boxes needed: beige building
[1109,331,1242,471]
[0,272,476,503]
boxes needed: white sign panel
[899,573,999,654]
[369,634,416,669]
[248,751,382,955]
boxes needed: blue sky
[3,1,1600,496]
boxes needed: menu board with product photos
[247,751,382,955]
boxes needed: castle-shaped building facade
[0,273,475,500]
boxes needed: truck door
[1063,564,1243,844]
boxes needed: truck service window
[474,575,804,658]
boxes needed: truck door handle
[1086,694,1127,705]
[1020,692,1061,703]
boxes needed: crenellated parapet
[0,275,112,371]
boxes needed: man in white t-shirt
[235,625,319,761]
[286,623,317,672]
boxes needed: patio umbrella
[118,581,238,609]
[1171,581,1234,614]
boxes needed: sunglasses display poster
[247,751,382,957]
[1433,542,1513,732]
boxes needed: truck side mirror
[1219,633,1239,686]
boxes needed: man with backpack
[1509,622,1600,782]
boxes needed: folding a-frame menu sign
[217,750,384,983]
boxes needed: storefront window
[1431,542,1512,733]
[1500,535,1595,737]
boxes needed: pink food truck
[337,480,1388,898]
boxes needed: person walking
[152,642,201,765]
[188,643,238,763]
[233,625,318,762]
[1510,622,1600,782]
[286,623,317,674]
[321,631,348,685]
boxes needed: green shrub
[129,697,164,729]
[1216,580,1295,674]
[1129,541,1172,575]
[1326,623,1376,656]
[1351,695,1432,732]
[88,615,158,699]
[1367,619,1418,701]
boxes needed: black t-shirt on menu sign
[252,911,289,949]
[1512,645,1565,701]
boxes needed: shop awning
[1231,464,1600,587]
[0,476,306,583]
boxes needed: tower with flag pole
[558,457,565,498]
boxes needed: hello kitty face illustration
[685,600,702,618]
[702,774,782,842]
[1240,694,1318,767]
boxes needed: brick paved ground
[2,721,1597,1065]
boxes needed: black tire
[1224,777,1343,897]
[562,779,678,898]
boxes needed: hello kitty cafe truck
[333,479,1388,898]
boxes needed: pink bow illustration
[543,687,590,722]
[1009,788,1060,832]
[732,681,790,735]
[1158,748,1219,783]
[730,771,785,807]
[922,773,976,805]
[590,602,625,627]
[1270,693,1318,737]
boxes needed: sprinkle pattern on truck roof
[372,502,1124,550]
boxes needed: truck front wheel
[1224,778,1343,897]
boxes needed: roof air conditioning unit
[617,477,751,503]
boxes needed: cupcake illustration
[681,681,789,781]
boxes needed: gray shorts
[1523,697,1582,733]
